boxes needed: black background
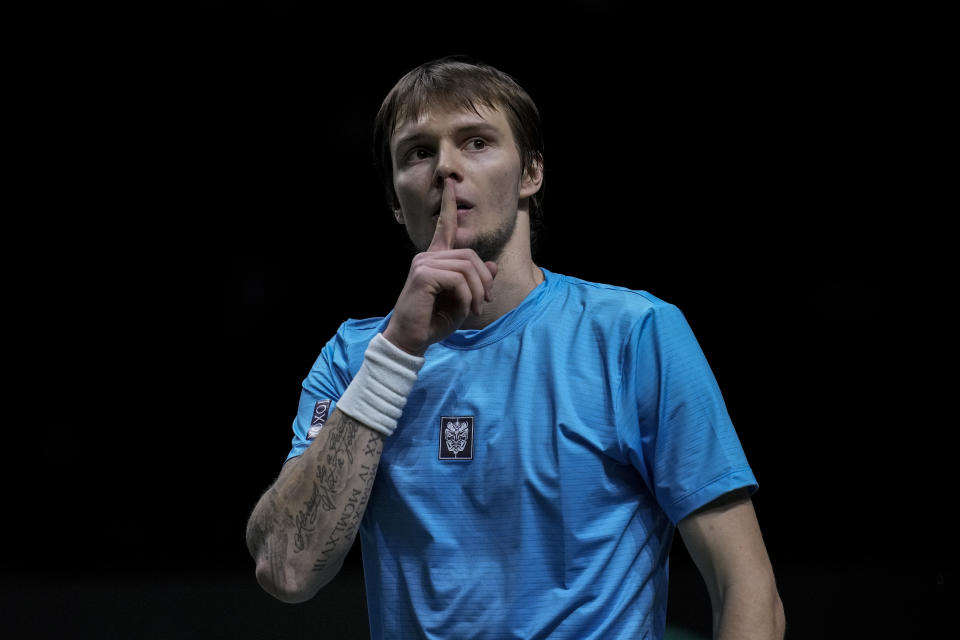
[3,2,950,638]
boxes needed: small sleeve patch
[307,399,332,439]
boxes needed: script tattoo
[292,416,383,555]
[292,484,322,552]
[312,430,383,573]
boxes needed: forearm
[713,581,786,640]
[246,409,384,602]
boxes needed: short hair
[372,55,545,239]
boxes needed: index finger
[428,177,458,252]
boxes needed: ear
[519,156,544,199]
[392,202,405,224]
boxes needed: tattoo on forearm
[312,459,380,573]
[291,416,384,555]
[310,429,384,573]
[293,484,322,552]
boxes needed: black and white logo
[438,416,474,460]
[307,399,331,439]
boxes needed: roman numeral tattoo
[288,415,384,563]
[312,461,379,573]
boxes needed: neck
[460,212,542,331]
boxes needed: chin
[468,236,509,263]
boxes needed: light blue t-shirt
[288,268,757,639]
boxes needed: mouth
[433,199,475,216]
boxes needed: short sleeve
[286,323,355,462]
[618,302,758,525]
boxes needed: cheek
[394,168,433,210]
[486,163,523,204]
[391,175,432,246]
[393,174,415,206]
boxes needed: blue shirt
[288,268,757,639]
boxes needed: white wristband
[335,333,425,436]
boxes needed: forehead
[391,104,513,149]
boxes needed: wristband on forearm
[335,333,425,436]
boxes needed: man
[246,56,785,639]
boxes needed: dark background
[4,2,950,638]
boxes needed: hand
[382,178,497,356]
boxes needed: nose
[433,141,463,188]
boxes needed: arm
[246,409,385,602]
[246,178,495,602]
[677,489,786,640]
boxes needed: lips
[433,198,475,215]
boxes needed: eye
[403,147,432,163]
[467,138,487,151]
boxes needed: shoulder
[310,315,391,379]
[336,316,390,341]
[544,269,680,326]
[331,315,391,356]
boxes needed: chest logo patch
[307,399,331,439]
[438,416,474,460]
